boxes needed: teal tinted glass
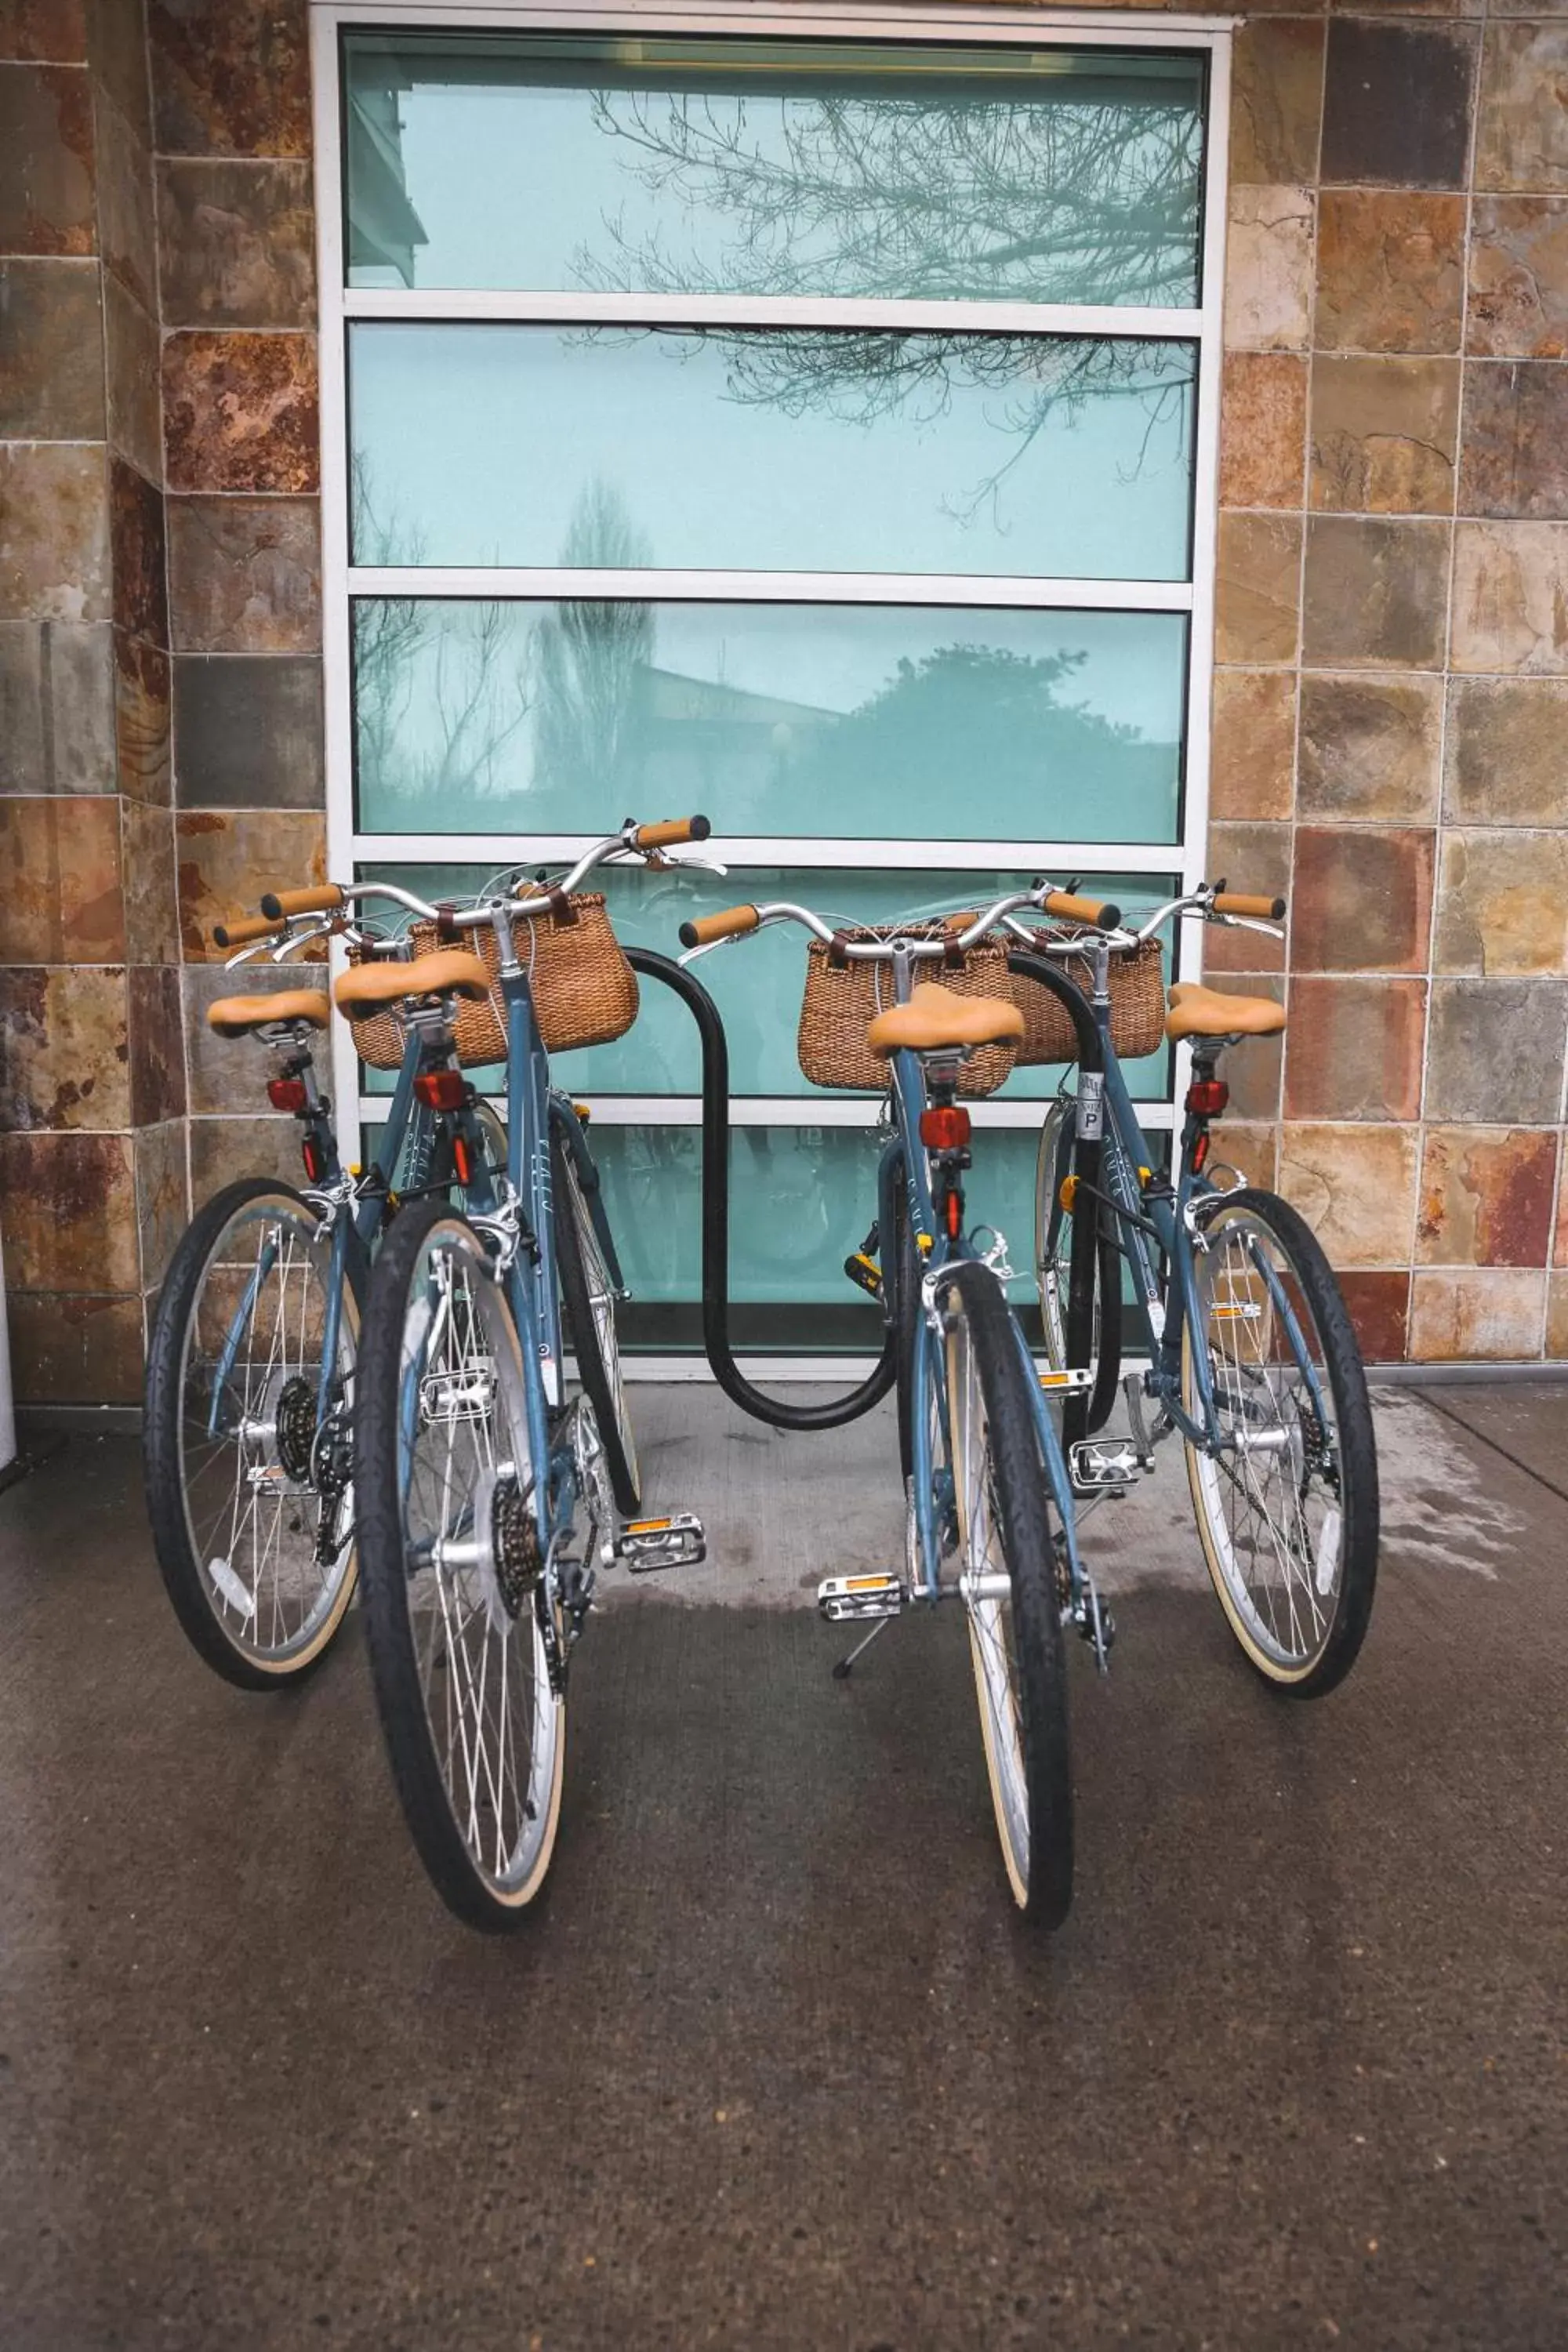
[343,34,1205,306]
[351,600,1186,844]
[347,325,1196,580]
[356,862,1178,1103]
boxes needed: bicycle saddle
[1164,982,1286,1040]
[207,989,332,1037]
[333,949,491,1011]
[866,980,1025,1057]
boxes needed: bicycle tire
[1181,1187,1378,1697]
[551,1120,640,1514]
[355,1196,566,1930]
[143,1176,360,1690]
[942,1260,1073,1926]
[1034,1102,1122,1442]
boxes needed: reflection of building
[630,666,837,821]
[346,64,427,284]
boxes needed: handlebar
[1213,890,1286,921]
[1043,890,1120,931]
[258,884,346,923]
[632,815,711,851]
[679,905,761,949]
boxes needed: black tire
[1033,1101,1122,1443]
[1182,1188,1378,1697]
[356,1196,565,1930]
[551,1119,640,1514]
[143,1177,360,1690]
[942,1261,1073,1926]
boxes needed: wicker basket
[1007,934,1168,1066]
[797,919,1018,1096]
[346,894,639,1073]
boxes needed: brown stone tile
[1451,521,1568,673]
[114,628,169,803]
[166,496,319,654]
[157,157,314,328]
[1338,1271,1410,1364]
[1426,976,1568,1120]
[0,4,88,62]
[109,456,167,649]
[1547,1271,1568,1358]
[0,964,129,1131]
[85,0,152,144]
[1409,1268,1545,1359]
[0,256,103,438]
[150,0,310,158]
[134,1116,187,1294]
[1292,826,1434,972]
[172,654,324,808]
[1203,823,1292,976]
[127,960,184,1125]
[0,793,123,960]
[1219,352,1308,509]
[1278,1122,1419,1266]
[1417,1125,1557,1266]
[1309,357,1457,514]
[189,1112,299,1198]
[162,331,318,495]
[120,793,177,963]
[103,270,162,484]
[183,960,328,1114]
[1555,1148,1568,1269]
[1225,185,1314,351]
[7,1292,144,1404]
[1322,20,1476,189]
[92,80,154,309]
[176,807,325,962]
[0,62,93,253]
[0,1129,138,1291]
[0,444,111,625]
[1434,829,1568,975]
[1461,362,1568,521]
[1232,19,1326,185]
[1468,198,1568,358]
[1208,670,1297,822]
[1476,24,1568,194]
[0,621,115,793]
[1214,513,1301,666]
[1298,673,1441,821]
[1284,976,1427,1120]
[1210,1122,1278,1193]
[1314,191,1465,354]
[1301,517,1450,669]
[1443,677,1568,824]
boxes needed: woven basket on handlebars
[797,916,1018,1097]
[345,894,639,1073]
[1006,933,1167,1066]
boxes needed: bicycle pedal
[613,1512,706,1573]
[1069,1438,1150,1494]
[1038,1367,1094,1394]
[818,1572,906,1623]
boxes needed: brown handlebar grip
[1214,891,1287,921]
[633,815,713,850]
[258,884,347,922]
[212,909,284,949]
[1043,891,1122,931]
[678,904,760,949]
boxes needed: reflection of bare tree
[534,481,655,797]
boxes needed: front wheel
[942,1261,1073,1927]
[1181,1188,1378,1697]
[355,1196,565,1930]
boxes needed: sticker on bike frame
[1075,1072,1105,1142]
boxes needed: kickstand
[832,1617,890,1682]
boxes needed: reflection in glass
[347,325,1196,579]
[343,34,1204,307]
[351,598,1185,843]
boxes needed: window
[316,7,1228,1359]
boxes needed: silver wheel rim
[176,1198,355,1666]
[398,1226,560,1901]
[562,1152,637,1498]
[949,1304,1031,1902]
[1189,1210,1343,1674]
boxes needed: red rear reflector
[1185,1077,1229,1116]
[1192,1129,1211,1174]
[301,1138,321,1181]
[452,1135,474,1187]
[415,1069,467,1111]
[920,1105,971,1150]
[267,1076,307,1112]
[946,1189,962,1238]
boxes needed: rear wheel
[1033,1098,1120,1439]
[551,1120,639,1514]
[942,1261,1073,1926]
[1182,1188,1378,1697]
[355,1198,565,1930]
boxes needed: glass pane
[352,599,1185,844]
[343,33,1205,306]
[348,324,1196,579]
[356,860,1178,1102]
